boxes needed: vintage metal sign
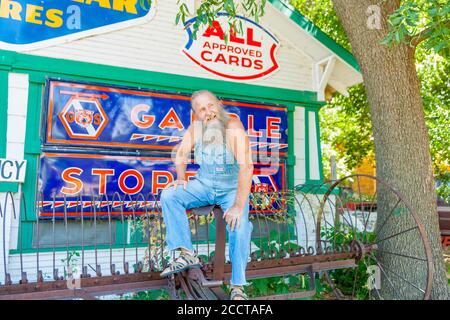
[0,0,156,51]
[45,80,288,156]
[38,153,286,218]
[182,13,280,81]
[0,158,26,183]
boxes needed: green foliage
[383,0,450,58]
[290,0,351,50]
[319,84,374,178]
[287,1,450,199]
[139,0,152,11]
[247,227,314,298]
[247,274,311,297]
[322,258,371,300]
[123,289,170,300]
[61,250,81,277]
[175,0,267,40]
[320,222,375,300]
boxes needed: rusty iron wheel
[315,174,433,300]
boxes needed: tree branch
[412,19,450,47]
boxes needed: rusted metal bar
[212,207,225,282]
[0,271,166,297]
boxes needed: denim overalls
[161,138,253,286]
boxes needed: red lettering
[442,236,450,248]
[214,53,227,64]
[267,117,281,138]
[242,57,252,68]
[159,107,184,131]
[131,104,155,129]
[247,28,262,47]
[118,169,144,195]
[229,55,239,66]
[152,171,174,194]
[93,113,102,125]
[201,50,213,62]
[248,115,262,137]
[61,167,83,195]
[185,171,197,181]
[66,111,75,123]
[92,169,115,194]
[202,21,224,40]
[230,28,245,44]
[254,60,263,70]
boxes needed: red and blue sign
[182,13,280,80]
[38,153,286,219]
[0,0,156,51]
[45,80,288,156]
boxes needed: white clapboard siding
[6,242,271,284]
[294,107,306,185]
[0,73,29,284]
[294,194,336,250]
[25,1,315,92]
[6,239,264,284]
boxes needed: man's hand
[164,179,187,190]
[223,205,244,231]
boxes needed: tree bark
[331,0,448,299]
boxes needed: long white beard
[202,119,226,146]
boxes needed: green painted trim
[0,49,325,252]
[0,182,19,192]
[269,0,361,73]
[287,106,295,190]
[0,71,8,158]
[24,80,43,155]
[303,107,325,184]
[295,184,340,195]
[10,243,151,255]
[0,50,318,105]
[315,111,325,182]
[16,219,130,251]
[21,80,43,226]
[304,109,310,183]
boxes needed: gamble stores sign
[182,13,280,81]
[39,80,288,219]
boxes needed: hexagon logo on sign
[58,93,108,139]
[182,13,280,81]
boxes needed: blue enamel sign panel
[45,80,288,156]
[0,0,156,51]
[38,153,287,219]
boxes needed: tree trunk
[332,0,448,299]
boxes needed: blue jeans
[160,172,253,286]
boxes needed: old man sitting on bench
[160,90,254,300]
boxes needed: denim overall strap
[194,138,240,180]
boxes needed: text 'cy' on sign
[0,159,27,183]
[0,0,156,51]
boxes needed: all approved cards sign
[182,13,280,81]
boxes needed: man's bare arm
[167,124,196,189]
[224,118,254,230]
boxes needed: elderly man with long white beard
[159,90,254,300]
